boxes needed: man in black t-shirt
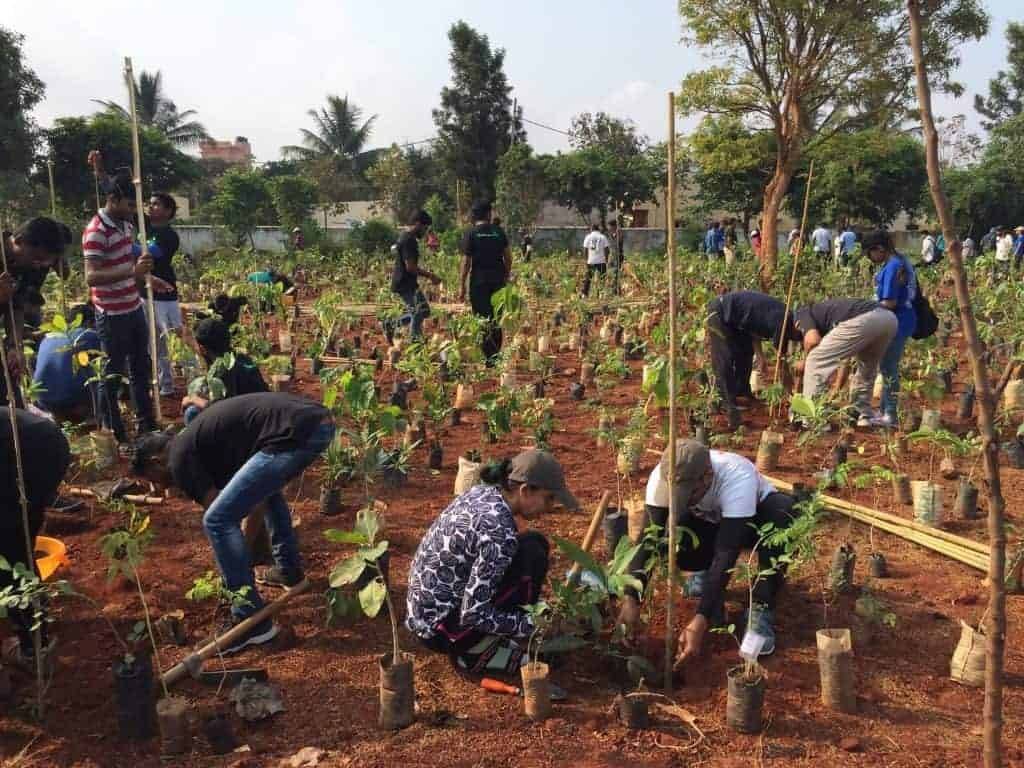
[0,408,70,667]
[794,298,897,421]
[390,210,441,341]
[707,291,801,428]
[181,318,269,423]
[132,393,334,653]
[459,201,511,363]
[147,193,182,396]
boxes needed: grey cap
[509,449,579,511]
[658,439,711,509]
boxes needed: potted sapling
[906,428,967,525]
[852,466,898,578]
[320,437,356,516]
[520,397,556,451]
[324,507,413,729]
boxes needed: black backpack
[912,287,939,339]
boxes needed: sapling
[185,572,253,694]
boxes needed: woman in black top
[458,201,511,363]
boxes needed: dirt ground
[1,311,1022,768]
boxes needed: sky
[7,0,1022,163]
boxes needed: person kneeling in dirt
[617,440,796,664]
[794,298,897,426]
[707,290,801,430]
[0,407,71,668]
[406,450,579,675]
[132,393,334,653]
[181,318,268,424]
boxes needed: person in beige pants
[795,299,898,419]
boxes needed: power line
[521,116,572,137]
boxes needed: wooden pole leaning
[47,159,68,317]
[567,491,614,584]
[664,91,678,693]
[124,57,162,423]
[0,232,46,718]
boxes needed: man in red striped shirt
[83,168,165,440]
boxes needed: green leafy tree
[676,0,988,282]
[208,167,275,248]
[495,142,546,237]
[433,21,526,201]
[975,22,1024,130]
[93,68,208,146]
[366,145,421,222]
[0,26,46,215]
[788,129,927,226]
[46,112,201,213]
[270,174,318,234]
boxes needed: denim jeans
[879,332,909,421]
[183,404,202,424]
[202,422,335,619]
[95,306,155,440]
[396,288,430,339]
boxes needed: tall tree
[208,167,274,248]
[974,21,1024,130]
[269,175,318,234]
[433,21,525,201]
[366,145,422,222]
[676,0,988,282]
[0,26,46,214]
[93,69,208,147]
[495,143,546,237]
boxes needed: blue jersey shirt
[874,254,917,338]
[840,230,857,254]
[33,327,100,410]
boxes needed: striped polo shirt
[83,210,142,315]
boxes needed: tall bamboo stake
[770,160,813,422]
[124,57,162,423]
[664,91,678,693]
[46,159,68,317]
[0,232,46,719]
[907,3,1004,765]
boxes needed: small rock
[839,737,863,752]
[281,747,325,768]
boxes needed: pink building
[199,136,253,166]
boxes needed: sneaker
[742,605,776,657]
[216,617,279,655]
[255,566,305,589]
[682,570,709,598]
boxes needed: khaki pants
[802,308,897,413]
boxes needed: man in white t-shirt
[617,440,797,663]
[581,223,610,297]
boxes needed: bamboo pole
[124,57,162,423]
[47,159,68,317]
[908,4,1004,764]
[664,91,678,693]
[0,232,46,719]
[770,160,813,422]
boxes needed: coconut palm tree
[94,69,209,147]
[282,94,379,172]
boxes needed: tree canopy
[0,25,46,215]
[208,167,275,248]
[93,69,208,146]
[433,21,525,202]
[495,142,546,236]
[974,22,1024,130]
[366,145,422,223]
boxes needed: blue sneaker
[743,605,776,656]
[683,570,709,598]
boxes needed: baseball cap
[658,439,711,510]
[509,449,579,511]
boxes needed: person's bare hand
[87,149,104,173]
[134,254,153,278]
[6,349,24,379]
[617,595,642,633]
[674,614,708,670]
[149,276,173,294]
[0,272,15,305]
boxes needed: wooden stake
[770,159,813,422]
[908,4,1004,765]
[46,159,68,317]
[567,490,613,584]
[124,57,162,423]
[0,233,46,719]
[664,91,678,693]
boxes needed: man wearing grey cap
[407,449,579,675]
[618,440,796,664]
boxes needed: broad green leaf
[355,507,382,545]
[789,394,816,419]
[328,555,368,588]
[554,536,607,590]
[358,578,387,618]
[358,540,389,565]
[323,529,368,545]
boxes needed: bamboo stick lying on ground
[64,486,164,506]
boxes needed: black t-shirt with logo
[168,393,328,503]
[461,223,508,286]
[391,230,420,294]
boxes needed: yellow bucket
[35,536,68,581]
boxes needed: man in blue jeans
[387,210,441,342]
[132,393,334,652]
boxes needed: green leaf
[323,529,368,545]
[52,314,67,332]
[328,555,368,588]
[554,536,607,590]
[358,540,389,565]
[354,507,381,545]
[539,634,589,654]
[789,394,816,419]
[358,578,387,618]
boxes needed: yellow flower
[77,351,90,367]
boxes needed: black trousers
[469,279,504,363]
[638,493,796,619]
[95,307,155,440]
[581,263,606,297]
[421,531,549,666]
[707,298,754,411]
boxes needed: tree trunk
[759,148,800,288]
[908,3,1005,766]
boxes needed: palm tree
[94,69,209,147]
[282,94,379,172]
